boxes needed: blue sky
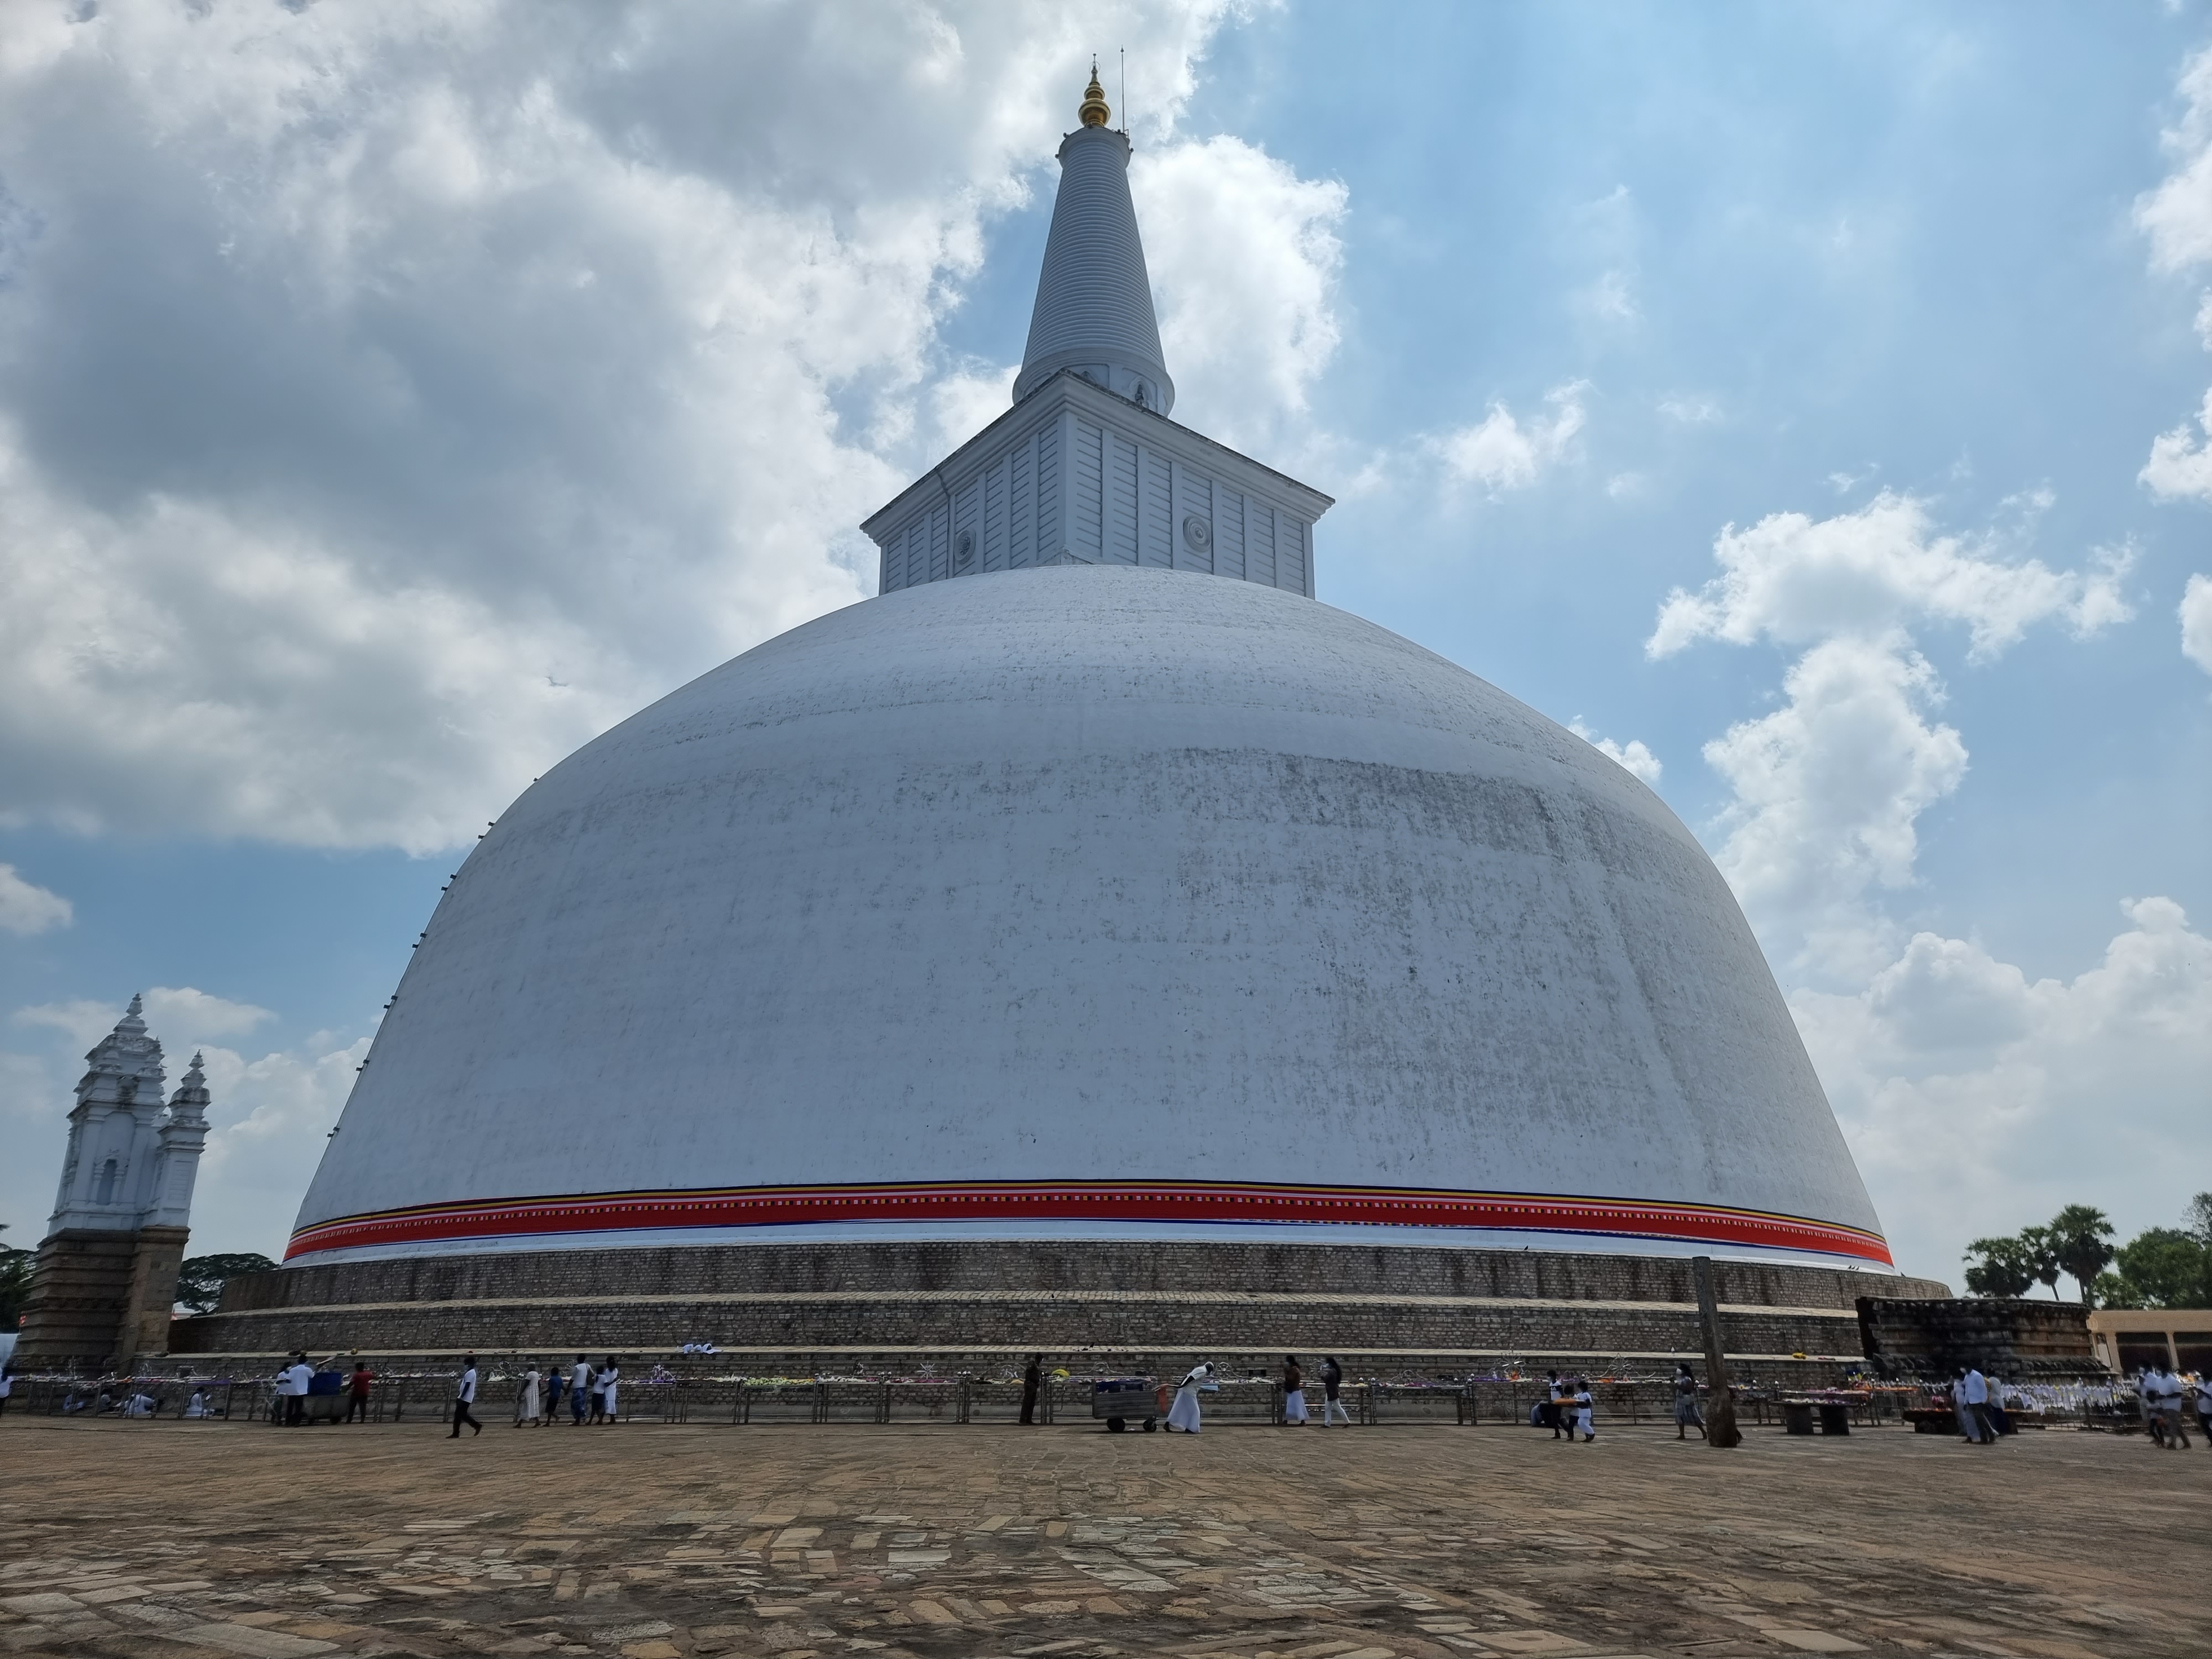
[2,1,2206,1284]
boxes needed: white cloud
[1651,494,2131,980]
[1431,382,1588,496]
[1648,492,2134,663]
[0,864,70,935]
[12,985,275,1052]
[0,0,1241,855]
[2183,572,2212,674]
[1658,395,1720,425]
[11,998,117,1051]
[191,1035,372,1257]
[1135,134,1348,448]
[2141,388,2212,502]
[1702,634,1968,979]
[1797,899,2212,1284]
[143,987,276,1044]
[1566,718,1662,785]
[2134,45,2212,275]
[2137,47,2212,504]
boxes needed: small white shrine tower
[15,997,211,1372]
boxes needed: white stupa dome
[293,565,1892,1270]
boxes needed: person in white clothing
[185,1389,209,1419]
[570,1355,592,1426]
[515,1365,542,1427]
[598,1357,620,1423]
[1571,1379,1595,1442]
[1959,1366,1996,1446]
[283,1354,312,1427]
[449,1355,483,1438]
[1166,1362,1211,1432]
[2153,1365,2192,1449]
[0,1369,13,1418]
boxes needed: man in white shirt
[284,1354,312,1426]
[570,1354,591,1426]
[449,1354,483,1438]
[2153,1365,2192,1449]
[1959,1366,1996,1446]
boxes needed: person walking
[449,1355,483,1438]
[2191,1371,2212,1442]
[1543,1370,1569,1442]
[515,1363,542,1427]
[1019,1355,1042,1426]
[1673,1364,1705,1441]
[542,1363,566,1427]
[2153,1364,2192,1448]
[570,1354,591,1426]
[0,1368,13,1420]
[345,1359,375,1425]
[1166,1361,1211,1433]
[1281,1357,1308,1426]
[1319,1356,1351,1427]
[599,1357,620,1423]
[1959,1365,1997,1445]
[1571,1378,1596,1442]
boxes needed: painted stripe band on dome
[286,1180,1893,1266]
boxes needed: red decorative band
[286,1179,1892,1266]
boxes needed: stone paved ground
[2,1417,2205,1658]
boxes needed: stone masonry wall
[161,1240,1939,1375]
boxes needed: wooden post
[1692,1255,1742,1448]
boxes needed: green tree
[2185,1191,2212,1249]
[0,1223,32,1330]
[174,1253,279,1316]
[2046,1205,2117,1305]
[2103,1228,2211,1309]
[2016,1225,2063,1298]
[1963,1235,2037,1298]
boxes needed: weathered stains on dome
[298,566,1887,1264]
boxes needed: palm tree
[2046,1206,2116,1305]
[2016,1225,2062,1299]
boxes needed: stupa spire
[1010,66,1173,414]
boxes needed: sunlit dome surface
[293,565,1893,1271]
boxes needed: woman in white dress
[515,1365,542,1427]
[1167,1362,1211,1433]
[1281,1357,1308,1425]
[599,1358,620,1423]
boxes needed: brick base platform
[161,1239,1944,1379]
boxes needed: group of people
[1947,1365,2007,1443]
[1539,1370,1600,1442]
[2137,1362,2208,1449]
[487,1355,624,1433]
[1275,1355,1353,1426]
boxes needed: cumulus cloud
[1651,494,2131,979]
[0,864,70,935]
[1702,635,1968,978]
[2184,572,2212,673]
[2141,389,2212,502]
[1566,718,1662,785]
[1431,382,1588,497]
[1648,492,2133,663]
[190,1035,373,1256]
[0,0,1246,856]
[1797,899,2212,1283]
[13,986,275,1051]
[1136,134,1348,448]
[2137,46,2212,502]
[2135,45,2212,275]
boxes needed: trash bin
[1781,1399,1816,1436]
[1817,1400,1850,1436]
